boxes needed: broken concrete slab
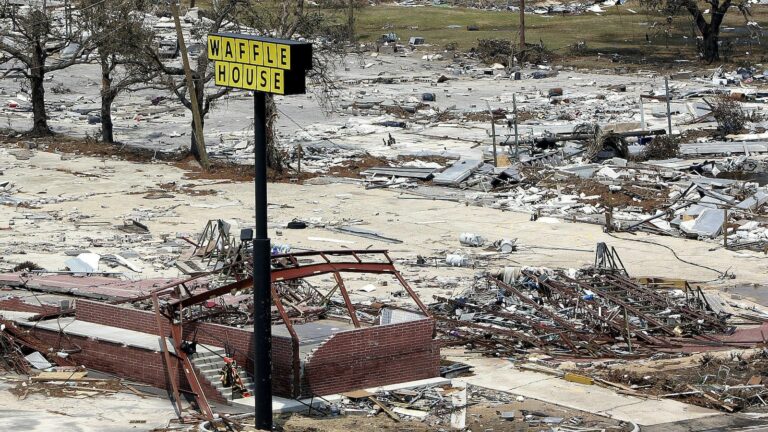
[680,208,725,238]
[433,159,483,186]
[451,355,718,426]
[360,166,437,180]
[64,253,101,275]
[736,190,768,211]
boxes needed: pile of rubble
[595,349,768,413]
[361,151,768,252]
[318,382,627,431]
[332,383,467,428]
[430,243,759,360]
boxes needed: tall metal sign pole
[208,33,312,430]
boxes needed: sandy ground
[0,375,177,432]
[1,139,767,431]
[2,145,765,297]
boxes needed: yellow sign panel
[208,37,293,70]
[208,33,311,95]
[249,40,262,65]
[215,62,287,95]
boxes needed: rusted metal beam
[151,293,183,417]
[272,262,398,282]
[564,275,676,339]
[170,278,253,309]
[392,270,431,316]
[27,308,75,322]
[168,319,214,420]
[272,249,392,261]
[333,272,360,328]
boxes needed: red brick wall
[61,301,439,399]
[272,335,296,397]
[75,300,255,370]
[74,299,300,397]
[0,297,59,314]
[301,319,439,397]
[30,326,228,404]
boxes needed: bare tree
[0,5,92,136]
[80,0,156,143]
[143,0,242,163]
[642,0,749,63]
[237,0,345,171]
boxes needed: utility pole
[486,101,497,167]
[513,94,519,160]
[348,0,355,44]
[64,0,69,37]
[253,92,273,431]
[665,76,672,137]
[519,0,526,48]
[171,0,209,170]
[208,31,311,429]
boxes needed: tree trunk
[189,81,206,163]
[30,72,50,136]
[100,60,115,143]
[702,30,719,63]
[101,92,115,143]
[265,95,284,172]
[190,115,205,161]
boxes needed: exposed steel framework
[146,250,430,412]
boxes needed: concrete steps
[189,344,255,402]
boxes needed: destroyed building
[0,243,439,410]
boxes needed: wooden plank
[369,396,400,422]
[686,385,735,412]
[563,373,594,385]
[32,371,87,381]
[342,389,373,399]
[68,386,118,393]
[30,377,110,383]
[124,384,148,399]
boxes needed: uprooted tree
[710,95,747,135]
[642,0,750,63]
[0,6,92,136]
[81,0,156,143]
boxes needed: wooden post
[513,93,519,159]
[171,1,209,170]
[624,307,632,353]
[486,101,497,167]
[665,77,672,136]
[723,208,728,248]
[297,144,303,174]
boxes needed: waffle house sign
[207,33,312,95]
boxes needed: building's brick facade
[2,297,439,399]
